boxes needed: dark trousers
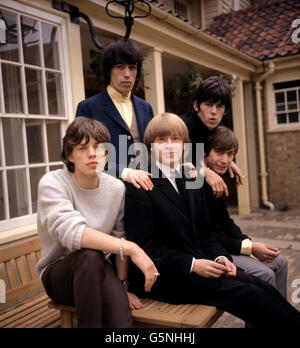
[42,249,133,328]
[148,269,300,328]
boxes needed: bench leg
[60,310,73,328]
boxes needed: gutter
[254,62,275,210]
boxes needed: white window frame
[0,0,73,234]
[267,74,300,133]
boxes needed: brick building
[205,0,300,208]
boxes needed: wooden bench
[0,237,223,328]
[49,299,223,328]
[0,237,60,328]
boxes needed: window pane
[288,112,299,123]
[46,120,61,161]
[26,119,44,163]
[30,167,45,213]
[21,16,41,66]
[42,23,59,70]
[277,114,286,124]
[0,10,19,62]
[287,90,297,102]
[2,118,25,166]
[7,169,29,218]
[0,171,4,221]
[25,68,45,114]
[276,104,285,112]
[2,63,23,113]
[287,90,297,110]
[46,72,64,115]
[275,92,284,103]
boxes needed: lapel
[100,90,131,133]
[152,175,183,213]
[132,96,145,141]
[151,167,196,226]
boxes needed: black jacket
[180,110,222,166]
[125,168,231,293]
[201,182,250,255]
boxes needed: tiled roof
[204,0,300,61]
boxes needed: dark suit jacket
[125,168,231,294]
[76,89,154,177]
[201,182,250,255]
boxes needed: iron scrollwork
[105,0,151,40]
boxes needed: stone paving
[212,208,300,328]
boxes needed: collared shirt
[155,161,179,193]
[107,85,133,128]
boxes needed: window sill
[0,224,38,246]
[267,125,300,133]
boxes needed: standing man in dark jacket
[76,39,154,191]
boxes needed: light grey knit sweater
[36,168,125,279]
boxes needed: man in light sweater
[36,117,158,328]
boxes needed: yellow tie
[107,85,133,128]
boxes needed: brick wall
[266,131,300,208]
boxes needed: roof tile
[204,0,300,60]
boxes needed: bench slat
[5,260,17,289]
[13,307,58,328]
[0,238,41,263]
[16,257,28,285]
[28,311,60,329]
[0,293,49,322]
[6,279,43,302]
[26,253,38,281]
[0,294,50,327]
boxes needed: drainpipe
[254,61,275,210]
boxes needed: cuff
[240,239,252,256]
[214,255,228,263]
[121,168,131,181]
[190,257,195,273]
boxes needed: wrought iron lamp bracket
[53,0,151,50]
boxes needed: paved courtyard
[212,208,300,328]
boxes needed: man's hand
[204,168,228,197]
[216,257,236,278]
[182,162,197,179]
[127,292,143,310]
[192,259,228,278]
[127,242,159,292]
[252,242,280,263]
[125,169,153,190]
[229,161,244,188]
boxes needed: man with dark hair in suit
[125,113,300,328]
[76,39,154,191]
